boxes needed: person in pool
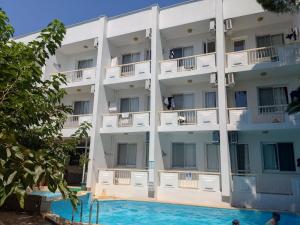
[266,212,280,225]
[232,219,240,225]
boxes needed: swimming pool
[51,195,300,225]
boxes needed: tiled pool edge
[44,213,103,225]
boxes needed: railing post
[96,201,100,224]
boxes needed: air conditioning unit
[224,19,233,31]
[145,79,151,90]
[146,28,152,38]
[229,131,238,144]
[226,73,235,87]
[212,131,220,143]
[209,19,216,32]
[93,37,99,48]
[210,73,217,86]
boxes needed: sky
[0,0,188,37]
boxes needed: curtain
[131,53,140,63]
[173,94,184,110]
[117,144,127,166]
[259,88,274,106]
[183,47,193,57]
[256,35,271,48]
[73,101,91,115]
[271,34,284,46]
[122,54,132,64]
[172,143,184,168]
[235,91,247,107]
[205,92,217,108]
[126,144,137,166]
[273,87,288,105]
[234,40,245,52]
[262,144,278,170]
[184,144,196,168]
[173,94,194,110]
[206,144,220,172]
[277,143,295,171]
[229,144,237,173]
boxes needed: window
[73,101,91,115]
[203,41,216,54]
[233,40,245,52]
[206,144,220,172]
[120,97,139,113]
[262,143,296,172]
[169,46,193,59]
[69,139,90,166]
[77,59,93,69]
[230,144,250,173]
[145,143,149,168]
[172,143,196,168]
[173,93,195,110]
[145,50,151,61]
[117,143,137,167]
[256,34,284,48]
[235,91,247,107]
[258,87,288,106]
[205,92,217,108]
[122,53,140,64]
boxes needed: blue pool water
[30,191,62,198]
[51,194,300,225]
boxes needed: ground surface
[0,212,50,225]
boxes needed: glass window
[203,41,216,54]
[169,46,193,59]
[120,97,139,113]
[205,92,217,108]
[256,34,284,48]
[173,93,195,110]
[230,144,250,173]
[234,40,245,52]
[73,101,91,115]
[235,91,247,107]
[258,87,288,106]
[262,143,295,172]
[122,53,140,64]
[77,59,93,69]
[172,143,196,168]
[117,143,137,167]
[206,144,220,172]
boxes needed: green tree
[0,9,90,208]
[257,0,300,13]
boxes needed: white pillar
[86,16,109,191]
[216,0,231,202]
[148,5,164,198]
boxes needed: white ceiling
[57,39,96,55]
[108,30,149,47]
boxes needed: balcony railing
[226,42,300,68]
[102,111,150,129]
[105,61,151,80]
[228,105,288,125]
[160,53,216,76]
[98,169,148,187]
[64,114,93,128]
[159,170,220,191]
[57,67,96,84]
[159,108,218,126]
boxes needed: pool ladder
[70,198,100,225]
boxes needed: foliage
[0,9,91,209]
[287,87,300,115]
[79,152,90,168]
[257,0,300,13]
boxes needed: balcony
[57,67,96,88]
[95,169,148,199]
[227,105,300,130]
[101,111,150,133]
[104,61,151,85]
[64,114,93,128]
[158,108,219,132]
[226,42,300,73]
[159,53,216,80]
[157,170,222,205]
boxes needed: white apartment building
[16,0,300,212]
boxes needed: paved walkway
[0,212,50,225]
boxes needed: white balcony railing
[159,170,220,192]
[98,169,148,187]
[105,61,151,80]
[160,108,218,126]
[102,112,150,129]
[160,53,216,76]
[64,114,93,128]
[226,42,300,68]
[57,67,96,84]
[228,105,288,125]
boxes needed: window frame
[257,85,289,107]
[205,143,220,172]
[171,142,197,169]
[230,144,250,174]
[117,143,137,168]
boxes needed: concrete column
[216,0,231,202]
[148,5,164,198]
[86,16,110,191]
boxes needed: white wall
[223,0,264,19]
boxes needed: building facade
[16,0,300,212]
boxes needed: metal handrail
[71,199,83,224]
[89,198,100,225]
